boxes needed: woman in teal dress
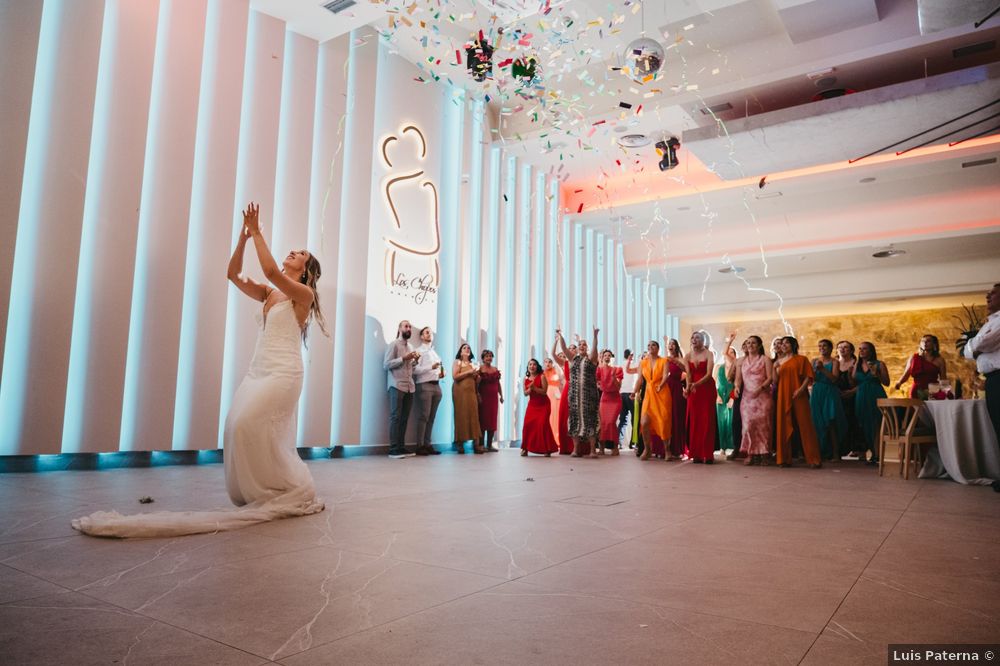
[853,341,890,464]
[715,335,736,453]
[810,339,847,460]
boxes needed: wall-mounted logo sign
[380,124,440,306]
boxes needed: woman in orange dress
[775,336,822,468]
[634,338,672,461]
[543,357,563,441]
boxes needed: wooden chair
[876,398,938,479]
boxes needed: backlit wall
[0,0,668,456]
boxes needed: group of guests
[384,279,1000,467]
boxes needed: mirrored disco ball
[624,37,664,81]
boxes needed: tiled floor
[1,450,998,665]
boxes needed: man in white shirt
[619,349,638,447]
[964,282,1000,455]
[412,326,445,456]
[384,320,419,458]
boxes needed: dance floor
[1,450,998,665]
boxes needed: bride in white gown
[73,202,326,537]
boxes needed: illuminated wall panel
[0,0,43,384]
[545,178,558,354]
[271,31,318,447]
[64,0,160,454]
[216,9,286,447]
[300,34,349,448]
[0,0,103,455]
[119,0,208,452]
[465,100,485,353]
[171,0,249,451]
[499,153,517,439]
[330,32,377,446]
[484,147,501,354]
[532,171,545,361]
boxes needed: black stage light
[655,137,680,171]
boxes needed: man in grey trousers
[412,326,445,456]
[384,320,418,458]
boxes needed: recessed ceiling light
[859,177,876,183]
[755,191,783,199]
[719,266,746,273]
[872,246,907,258]
[617,133,651,148]
[613,125,628,133]
[677,206,690,211]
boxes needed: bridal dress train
[73,300,324,538]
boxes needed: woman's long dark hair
[783,336,800,355]
[300,254,328,346]
[526,358,541,377]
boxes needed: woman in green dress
[810,339,847,460]
[853,341,890,464]
[715,334,736,454]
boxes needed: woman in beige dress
[453,343,484,454]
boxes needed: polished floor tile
[0,451,997,664]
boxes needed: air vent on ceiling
[962,157,997,168]
[873,246,906,258]
[953,40,996,58]
[700,102,733,115]
[322,0,357,14]
[718,266,746,274]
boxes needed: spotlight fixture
[872,245,907,258]
[655,137,680,171]
[618,133,651,148]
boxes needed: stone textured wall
[687,305,984,397]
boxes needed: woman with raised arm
[521,359,559,456]
[684,331,717,464]
[552,336,574,455]
[74,202,327,537]
[556,328,600,458]
[543,357,563,441]
[633,338,672,462]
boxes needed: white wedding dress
[73,300,324,538]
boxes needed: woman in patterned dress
[735,335,774,465]
[555,328,600,458]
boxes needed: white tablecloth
[919,400,1000,485]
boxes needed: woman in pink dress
[543,357,563,441]
[735,335,774,465]
[477,349,503,452]
[683,331,717,464]
[521,359,558,456]
[596,350,624,455]
[665,339,687,460]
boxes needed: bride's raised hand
[242,202,261,235]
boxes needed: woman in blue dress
[810,339,847,460]
[853,341,890,465]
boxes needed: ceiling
[256,0,1000,317]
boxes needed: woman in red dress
[683,331,717,464]
[521,359,558,456]
[477,349,503,452]
[893,334,946,398]
[596,349,624,455]
[552,336,575,455]
[665,338,687,460]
